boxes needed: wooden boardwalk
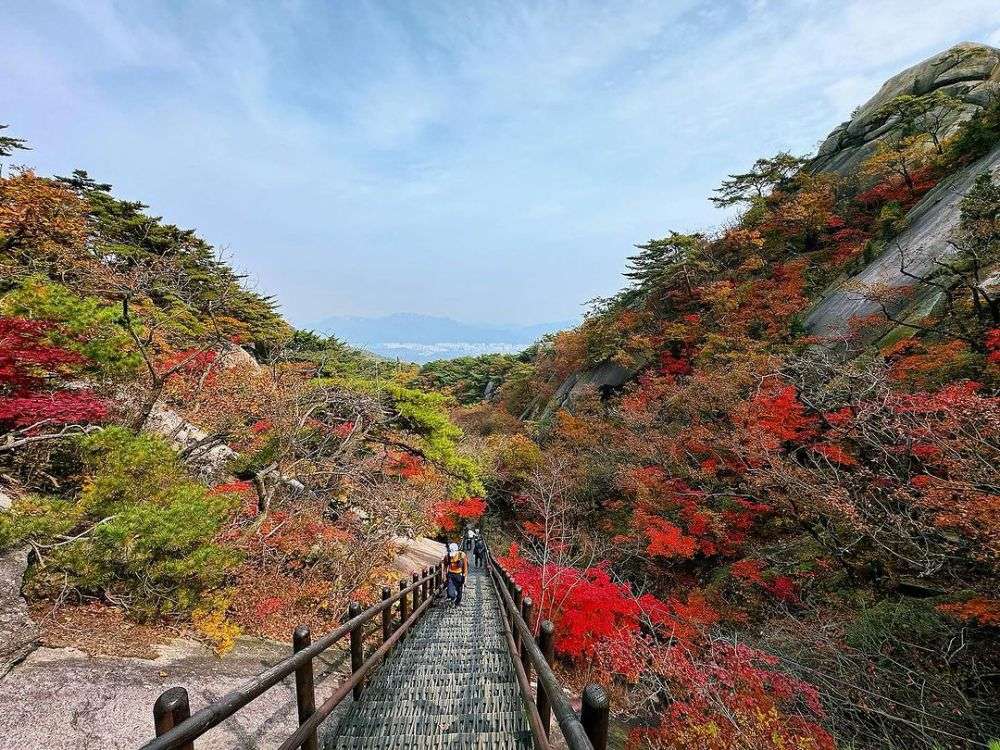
[331,565,531,749]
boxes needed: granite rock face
[0,547,39,677]
[535,359,639,425]
[804,43,1000,347]
[805,142,1000,343]
[0,638,353,750]
[810,42,1000,178]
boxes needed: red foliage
[499,544,659,659]
[0,317,109,429]
[742,382,818,450]
[432,496,487,532]
[632,641,833,750]
[730,261,809,338]
[828,226,870,264]
[210,480,253,495]
[658,348,693,379]
[1,318,82,391]
[638,511,698,558]
[160,348,218,379]
[854,166,938,209]
[387,451,425,479]
[986,328,1000,365]
[937,598,1000,627]
[0,391,108,427]
[730,558,765,584]
[811,440,857,466]
[250,419,272,434]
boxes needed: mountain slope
[455,43,1000,750]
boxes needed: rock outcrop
[145,402,238,484]
[805,141,1000,343]
[810,42,999,177]
[535,359,640,424]
[0,637,354,749]
[0,547,39,677]
[804,43,1000,346]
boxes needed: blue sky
[3,1,999,326]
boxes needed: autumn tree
[876,91,964,154]
[710,151,807,208]
[860,134,930,197]
[0,317,109,455]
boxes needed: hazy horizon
[2,1,999,326]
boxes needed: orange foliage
[937,598,1000,627]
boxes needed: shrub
[1,427,240,617]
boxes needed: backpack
[447,551,466,574]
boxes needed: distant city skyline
[2,1,999,326]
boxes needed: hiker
[463,526,475,551]
[444,542,468,607]
[473,535,486,568]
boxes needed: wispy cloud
[2,0,998,325]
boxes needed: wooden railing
[140,564,444,750]
[485,543,610,750]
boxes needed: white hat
[448,543,458,553]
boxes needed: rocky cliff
[805,142,1000,343]
[805,42,1000,345]
[810,42,999,177]
[540,42,1000,417]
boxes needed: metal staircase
[332,566,532,749]
[139,547,608,750]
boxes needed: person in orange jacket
[444,542,468,607]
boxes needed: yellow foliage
[192,594,242,655]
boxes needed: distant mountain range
[307,313,578,364]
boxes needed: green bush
[0,427,240,618]
[845,598,947,655]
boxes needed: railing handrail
[140,565,443,750]
[483,540,609,750]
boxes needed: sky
[2,1,999,327]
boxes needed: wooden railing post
[349,602,364,700]
[153,687,194,750]
[536,620,555,735]
[412,572,420,611]
[398,578,409,626]
[381,587,392,641]
[292,626,318,750]
[581,683,610,750]
[422,566,430,601]
[506,578,516,629]
[520,597,534,680]
[512,585,524,652]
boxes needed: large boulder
[810,42,1000,177]
[0,547,39,677]
[536,359,639,425]
[145,402,238,484]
